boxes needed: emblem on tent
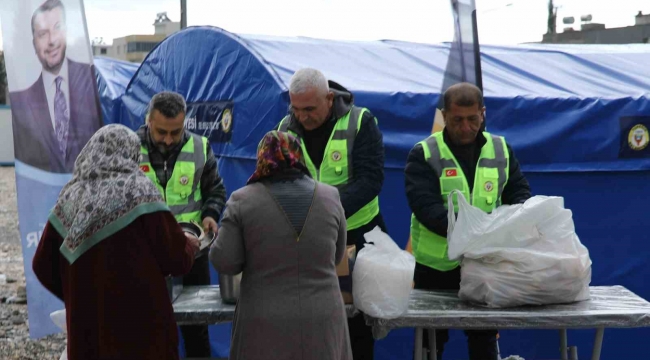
[484,181,494,192]
[180,175,190,185]
[628,124,649,151]
[221,109,233,133]
[332,151,342,161]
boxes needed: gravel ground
[0,167,67,359]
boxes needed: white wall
[0,107,15,165]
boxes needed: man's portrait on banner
[7,0,102,173]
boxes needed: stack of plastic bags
[447,190,592,308]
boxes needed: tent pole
[181,0,187,29]
[472,8,483,92]
[471,7,485,131]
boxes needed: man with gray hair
[137,91,227,357]
[277,68,385,360]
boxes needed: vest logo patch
[332,151,342,162]
[180,175,190,186]
[445,169,457,177]
[484,181,494,192]
[140,165,150,173]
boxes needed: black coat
[278,81,385,249]
[405,129,531,238]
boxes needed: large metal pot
[219,272,241,304]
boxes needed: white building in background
[91,43,110,57]
[92,12,180,62]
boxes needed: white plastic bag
[50,309,67,360]
[353,226,416,318]
[447,190,592,308]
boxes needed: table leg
[570,346,579,360]
[415,327,423,360]
[560,329,568,360]
[428,329,437,360]
[591,327,605,360]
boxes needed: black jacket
[278,81,386,248]
[405,129,531,238]
[137,125,227,221]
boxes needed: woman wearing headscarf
[210,131,352,360]
[32,124,200,360]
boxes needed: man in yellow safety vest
[277,68,385,360]
[137,91,227,358]
[405,82,531,360]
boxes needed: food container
[219,272,241,304]
[179,221,202,238]
[165,221,217,303]
[178,221,217,259]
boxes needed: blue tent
[114,26,650,359]
[94,56,140,124]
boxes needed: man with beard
[137,91,227,358]
[9,0,102,173]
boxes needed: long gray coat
[210,179,352,360]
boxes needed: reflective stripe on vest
[278,106,380,230]
[410,131,509,271]
[140,133,208,223]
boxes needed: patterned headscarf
[49,124,169,264]
[247,131,311,184]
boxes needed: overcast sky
[1,0,649,50]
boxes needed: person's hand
[185,233,201,254]
[202,216,219,236]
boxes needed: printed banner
[0,0,102,337]
[184,101,234,143]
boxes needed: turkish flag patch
[140,165,150,172]
[445,169,457,177]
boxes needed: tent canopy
[94,56,140,124]
[118,26,650,173]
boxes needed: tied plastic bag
[50,309,67,360]
[353,226,415,319]
[447,190,592,308]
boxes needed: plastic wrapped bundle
[447,191,592,308]
[353,227,416,318]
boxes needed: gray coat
[210,178,352,360]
